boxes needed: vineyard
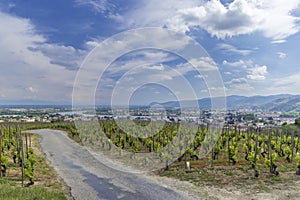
[73,118,300,177]
[0,122,72,200]
[1,119,300,187]
[0,122,78,186]
[0,125,37,186]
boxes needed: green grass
[224,171,234,176]
[0,182,67,200]
[0,133,70,200]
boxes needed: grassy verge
[0,183,67,200]
[0,134,72,200]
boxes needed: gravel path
[29,129,196,200]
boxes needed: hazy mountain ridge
[2,94,300,112]
[160,94,300,111]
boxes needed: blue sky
[0,0,300,105]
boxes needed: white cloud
[25,86,38,93]
[225,82,255,96]
[85,40,100,48]
[194,74,208,79]
[168,0,300,40]
[217,43,252,55]
[74,0,109,13]
[271,39,287,44]
[223,59,268,81]
[225,78,255,96]
[189,57,218,71]
[166,0,256,37]
[277,52,287,59]
[125,0,300,41]
[98,57,217,104]
[226,78,248,85]
[105,50,177,75]
[0,11,76,102]
[222,59,251,68]
[74,27,225,104]
[29,44,86,70]
[148,64,165,71]
[75,0,124,22]
[247,64,268,81]
[123,0,201,28]
[265,72,300,95]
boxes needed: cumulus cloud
[167,0,300,40]
[223,59,268,81]
[222,59,251,68]
[167,0,256,37]
[125,0,300,41]
[189,57,218,71]
[247,64,268,80]
[28,44,86,70]
[0,11,76,102]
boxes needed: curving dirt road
[29,129,196,200]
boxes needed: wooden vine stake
[16,126,21,165]
[21,135,25,187]
[268,127,272,173]
[210,127,214,168]
[292,130,295,162]
[29,133,32,148]
[0,129,2,177]
[254,128,259,177]
[226,126,230,165]
[25,133,28,159]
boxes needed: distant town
[0,105,299,127]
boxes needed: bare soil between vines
[157,161,300,200]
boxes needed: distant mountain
[158,94,300,111]
[3,94,300,112]
[261,96,300,112]
[0,99,70,106]
[225,94,296,109]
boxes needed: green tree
[295,118,300,126]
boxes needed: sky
[0,0,300,105]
